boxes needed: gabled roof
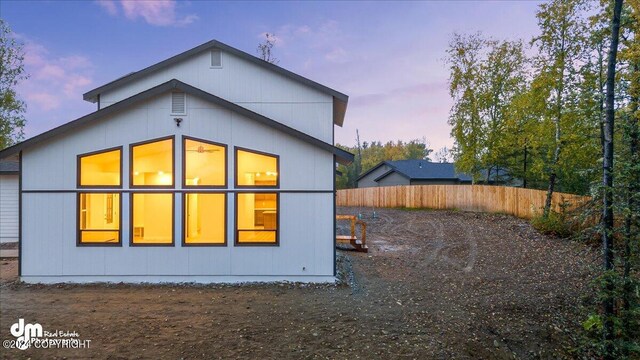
[373,169,410,182]
[0,79,354,164]
[82,39,349,126]
[358,160,472,182]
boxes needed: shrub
[531,210,572,238]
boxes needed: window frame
[129,192,176,247]
[234,146,280,189]
[181,192,228,247]
[129,135,176,189]
[234,191,280,247]
[76,192,123,247]
[76,146,123,189]
[210,49,223,69]
[170,92,187,116]
[182,135,228,189]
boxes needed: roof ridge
[82,39,348,126]
[82,39,348,102]
[0,79,354,164]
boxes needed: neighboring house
[357,160,516,188]
[357,160,474,188]
[0,157,19,243]
[0,39,353,283]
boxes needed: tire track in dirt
[372,210,477,273]
[437,216,478,273]
[404,211,446,266]
[341,209,477,273]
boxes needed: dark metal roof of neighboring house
[359,160,473,182]
[82,39,349,126]
[0,160,19,174]
[0,79,354,165]
[387,160,473,181]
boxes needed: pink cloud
[36,64,65,79]
[97,0,198,27]
[26,92,60,111]
[95,0,118,15]
[60,55,93,70]
[325,47,348,63]
[63,75,93,96]
[16,36,94,113]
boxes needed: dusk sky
[1,0,543,151]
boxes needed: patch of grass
[531,210,572,238]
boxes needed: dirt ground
[0,207,598,359]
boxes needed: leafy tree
[0,19,27,150]
[601,0,624,355]
[433,147,453,163]
[531,0,593,215]
[446,34,528,184]
[446,1,639,356]
[446,33,485,182]
[479,39,528,183]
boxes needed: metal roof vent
[171,92,186,115]
[210,49,222,68]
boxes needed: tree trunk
[523,145,528,188]
[599,41,606,158]
[622,66,639,344]
[544,115,561,215]
[544,24,566,217]
[602,0,623,357]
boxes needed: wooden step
[336,235,357,242]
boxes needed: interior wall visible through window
[131,193,174,245]
[131,137,174,187]
[184,137,226,187]
[184,193,226,245]
[78,193,121,245]
[78,148,121,187]
[236,148,278,187]
[236,193,278,244]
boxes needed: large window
[78,193,121,245]
[131,193,174,246]
[78,147,122,187]
[183,137,227,188]
[183,193,226,245]
[130,137,174,188]
[235,148,279,188]
[236,193,278,245]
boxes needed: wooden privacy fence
[336,185,591,219]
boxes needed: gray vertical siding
[99,50,335,144]
[356,165,392,188]
[375,172,410,187]
[0,174,19,243]
[21,89,336,283]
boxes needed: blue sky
[1,0,544,151]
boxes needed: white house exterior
[0,158,19,243]
[0,40,352,283]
